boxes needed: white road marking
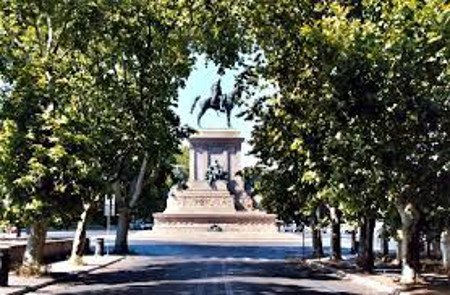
[222,261,234,295]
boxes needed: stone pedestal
[189,129,243,182]
[153,212,277,233]
[153,129,277,234]
[163,181,234,214]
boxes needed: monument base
[152,130,278,236]
[153,180,278,234]
[153,211,277,233]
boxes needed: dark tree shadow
[35,243,363,295]
[40,257,362,295]
[38,281,359,295]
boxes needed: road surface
[31,242,384,295]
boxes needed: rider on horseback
[211,79,224,112]
[190,78,240,128]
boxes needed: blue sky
[177,55,257,167]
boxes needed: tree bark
[329,207,342,260]
[115,206,130,254]
[357,216,375,272]
[114,154,148,254]
[350,230,358,254]
[431,232,442,259]
[70,203,91,264]
[396,201,421,284]
[114,155,148,254]
[395,239,402,264]
[382,236,390,260]
[442,227,450,272]
[22,221,47,268]
[113,180,127,254]
[359,221,366,257]
[129,155,148,208]
[16,223,21,238]
[312,227,324,258]
[381,224,390,260]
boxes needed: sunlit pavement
[29,242,387,295]
[1,229,398,253]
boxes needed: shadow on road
[36,243,360,295]
[41,259,358,294]
[39,282,357,295]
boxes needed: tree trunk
[442,227,450,272]
[114,155,148,254]
[383,236,390,260]
[329,207,342,260]
[129,155,148,208]
[113,180,128,254]
[395,239,402,264]
[70,203,91,264]
[16,223,21,238]
[22,221,47,268]
[426,239,431,258]
[115,206,130,254]
[359,220,367,260]
[350,230,358,254]
[357,216,375,272]
[381,224,390,260]
[431,232,441,259]
[312,227,324,258]
[396,201,421,284]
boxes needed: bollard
[0,248,10,287]
[94,238,104,256]
[84,238,91,255]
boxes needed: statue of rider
[211,79,224,112]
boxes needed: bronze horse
[190,83,243,128]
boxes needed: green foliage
[0,0,250,228]
[175,145,190,177]
[243,0,449,229]
[2,0,447,252]
[0,1,105,225]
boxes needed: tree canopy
[242,0,449,281]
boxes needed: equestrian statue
[190,79,243,128]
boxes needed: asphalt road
[31,242,383,295]
[1,227,398,253]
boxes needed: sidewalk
[305,256,450,295]
[1,255,124,295]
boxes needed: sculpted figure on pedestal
[190,80,243,128]
[164,165,188,212]
[210,79,224,112]
[228,172,256,211]
[205,160,227,188]
[165,186,179,211]
[173,165,188,190]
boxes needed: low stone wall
[7,239,74,269]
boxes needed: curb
[305,260,400,295]
[7,256,125,295]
